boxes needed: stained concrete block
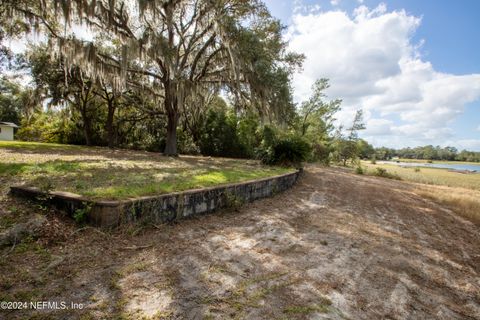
[10,170,301,228]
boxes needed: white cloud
[364,118,393,136]
[330,0,340,6]
[455,139,480,151]
[286,4,480,150]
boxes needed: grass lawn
[0,141,294,200]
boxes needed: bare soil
[1,165,479,319]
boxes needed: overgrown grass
[361,161,480,225]
[82,167,290,199]
[0,141,294,200]
[415,186,480,225]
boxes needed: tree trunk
[80,106,93,146]
[76,89,94,146]
[163,81,180,156]
[105,101,116,148]
[164,111,178,156]
[83,118,93,146]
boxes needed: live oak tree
[2,0,302,155]
[27,47,98,145]
[109,0,301,155]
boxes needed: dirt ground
[1,165,479,319]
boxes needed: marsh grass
[360,161,480,225]
[415,186,480,225]
[362,161,480,190]
[0,141,293,200]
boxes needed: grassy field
[360,160,480,224]
[361,161,480,190]
[0,141,293,200]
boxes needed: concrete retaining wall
[10,169,302,228]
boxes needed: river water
[378,161,480,173]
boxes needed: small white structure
[0,122,19,141]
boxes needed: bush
[261,135,311,167]
[198,109,249,158]
[311,142,331,165]
[355,166,364,174]
[375,167,387,176]
[73,203,91,224]
[373,167,401,180]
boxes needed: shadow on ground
[1,165,479,319]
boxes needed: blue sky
[264,0,480,150]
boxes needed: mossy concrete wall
[10,169,301,228]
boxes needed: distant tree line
[374,145,480,163]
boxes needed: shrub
[375,167,387,176]
[198,109,250,158]
[261,135,311,167]
[355,166,364,174]
[73,203,92,224]
[311,142,331,165]
[373,167,401,180]
[414,167,421,172]
[255,125,278,164]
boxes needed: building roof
[0,122,20,128]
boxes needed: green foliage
[199,108,248,158]
[73,203,92,224]
[5,47,391,171]
[36,176,54,193]
[295,79,341,164]
[0,77,22,124]
[373,167,401,180]
[236,112,260,158]
[311,141,331,165]
[355,166,364,175]
[261,135,311,166]
[224,192,244,211]
[375,167,387,176]
[332,109,366,166]
[16,111,65,143]
[298,79,341,137]
[333,138,358,166]
[357,139,375,159]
